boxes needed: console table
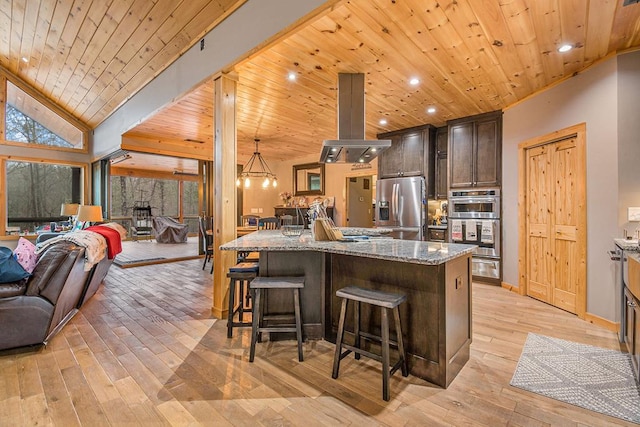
[274,207,334,228]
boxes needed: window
[111,176,179,219]
[182,180,200,233]
[6,161,82,233]
[110,176,201,234]
[182,181,199,216]
[4,81,84,150]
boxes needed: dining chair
[258,216,279,230]
[241,215,260,227]
[198,216,214,273]
[279,214,293,227]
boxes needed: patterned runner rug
[510,333,640,424]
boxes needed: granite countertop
[614,238,640,251]
[338,227,393,236]
[220,230,476,266]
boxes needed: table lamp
[61,203,80,223]
[76,205,104,229]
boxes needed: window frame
[0,155,89,238]
[0,70,90,154]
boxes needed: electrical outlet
[258,208,263,213]
[251,208,259,214]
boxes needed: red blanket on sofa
[85,226,122,259]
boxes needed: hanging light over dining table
[236,139,278,189]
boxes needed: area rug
[510,333,640,424]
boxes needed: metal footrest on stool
[332,286,409,401]
[226,262,259,338]
[249,276,305,362]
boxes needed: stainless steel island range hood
[319,73,391,163]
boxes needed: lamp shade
[76,205,103,223]
[61,203,80,216]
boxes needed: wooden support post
[0,74,6,141]
[212,74,238,319]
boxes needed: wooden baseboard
[501,281,524,295]
[500,281,618,333]
[584,312,619,333]
[211,306,228,319]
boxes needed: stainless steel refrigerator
[375,176,425,240]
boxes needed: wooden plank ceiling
[2,0,640,169]
[0,0,245,126]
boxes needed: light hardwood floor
[0,259,634,426]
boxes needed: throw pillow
[0,247,30,284]
[13,237,37,273]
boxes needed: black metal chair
[198,216,214,273]
[131,202,153,241]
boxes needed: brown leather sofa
[0,240,112,351]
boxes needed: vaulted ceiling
[3,0,640,166]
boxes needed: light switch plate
[628,207,640,221]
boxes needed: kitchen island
[220,230,476,388]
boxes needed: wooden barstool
[226,262,259,338]
[332,286,408,401]
[249,276,305,362]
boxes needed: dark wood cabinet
[377,124,435,198]
[626,255,640,383]
[435,126,448,199]
[624,286,639,381]
[377,134,404,179]
[448,111,502,188]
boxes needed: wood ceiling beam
[121,134,213,161]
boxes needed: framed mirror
[293,162,325,196]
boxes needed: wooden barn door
[519,124,586,317]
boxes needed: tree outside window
[6,161,81,232]
[110,176,200,234]
[4,81,83,149]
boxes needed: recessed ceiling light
[287,72,296,81]
[427,107,436,114]
[21,57,28,63]
[558,44,573,53]
[409,77,420,86]
[379,118,388,125]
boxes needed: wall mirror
[293,162,325,196]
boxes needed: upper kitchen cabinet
[435,126,448,199]
[448,111,502,188]
[377,124,435,191]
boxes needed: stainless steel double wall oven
[448,188,501,282]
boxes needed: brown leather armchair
[0,241,112,351]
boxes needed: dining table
[236,225,258,237]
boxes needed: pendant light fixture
[236,139,278,189]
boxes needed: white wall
[92,0,329,159]
[502,57,619,320]
[617,51,640,231]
